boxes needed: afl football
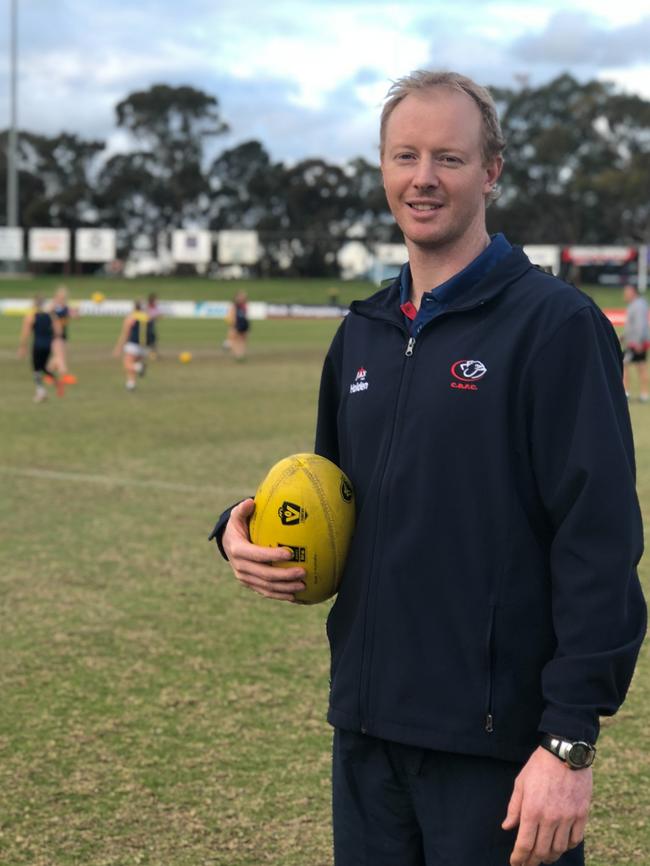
[249,453,355,604]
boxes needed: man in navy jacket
[214,71,646,866]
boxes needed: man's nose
[412,157,440,188]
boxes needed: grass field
[0,274,372,307]
[0,292,648,866]
[0,272,630,310]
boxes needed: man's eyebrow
[387,142,471,156]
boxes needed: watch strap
[541,733,596,769]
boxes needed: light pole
[7,0,19,229]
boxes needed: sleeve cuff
[208,499,250,560]
[538,708,600,745]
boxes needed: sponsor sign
[217,230,260,265]
[0,227,23,260]
[374,243,409,265]
[172,230,212,264]
[523,244,560,273]
[562,246,637,266]
[603,309,626,327]
[29,228,71,262]
[338,241,373,279]
[194,300,266,320]
[77,300,134,317]
[75,228,117,263]
[194,301,232,319]
[162,301,196,319]
[0,298,31,316]
[266,303,348,319]
[76,300,198,318]
[1,298,344,320]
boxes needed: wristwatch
[540,734,596,770]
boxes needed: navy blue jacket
[314,246,646,763]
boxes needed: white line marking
[0,465,241,496]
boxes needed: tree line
[1,74,649,276]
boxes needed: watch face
[568,743,593,768]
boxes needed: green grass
[0,272,631,310]
[0,308,647,866]
[0,274,372,307]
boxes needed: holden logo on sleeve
[450,359,487,392]
[349,367,369,394]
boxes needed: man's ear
[484,155,503,194]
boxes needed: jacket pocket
[485,605,496,733]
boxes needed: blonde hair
[380,70,505,202]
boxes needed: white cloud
[511,12,650,66]
[603,66,650,102]
[1,0,649,164]
[205,5,430,110]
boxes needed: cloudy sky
[1,0,649,165]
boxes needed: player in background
[622,283,649,402]
[222,298,236,353]
[230,290,250,360]
[49,285,78,384]
[113,301,149,391]
[18,296,64,402]
[146,292,162,359]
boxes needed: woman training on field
[18,296,64,402]
[113,300,149,391]
[49,285,78,383]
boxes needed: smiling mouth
[408,203,442,211]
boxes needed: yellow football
[91,291,105,304]
[249,453,355,604]
[179,351,192,363]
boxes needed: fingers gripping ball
[249,453,355,604]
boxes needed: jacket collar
[399,233,512,309]
[350,245,534,327]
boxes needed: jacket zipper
[407,310,496,734]
[485,605,496,733]
[351,285,513,735]
[358,330,415,733]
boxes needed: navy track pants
[332,729,585,866]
